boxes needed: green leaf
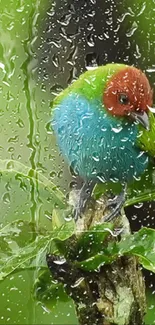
[137,111,155,157]
[0,159,69,231]
[74,222,114,261]
[0,234,51,280]
[125,185,155,207]
[77,227,155,272]
[93,166,155,208]
[51,220,75,241]
[145,289,155,325]
[0,159,67,209]
[0,217,75,280]
[51,208,75,241]
[33,269,69,310]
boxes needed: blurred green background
[0,0,155,323]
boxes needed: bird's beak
[130,111,150,131]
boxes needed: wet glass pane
[0,0,155,324]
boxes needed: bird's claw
[69,181,95,221]
[69,189,84,221]
[103,188,126,222]
[73,200,86,221]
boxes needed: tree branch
[47,193,146,325]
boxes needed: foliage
[33,268,70,310]
[1,157,155,316]
[76,226,155,272]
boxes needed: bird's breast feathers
[52,92,148,182]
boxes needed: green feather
[137,111,155,157]
[53,63,127,107]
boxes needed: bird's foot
[69,181,95,221]
[103,186,127,222]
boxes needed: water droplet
[126,21,138,37]
[16,4,24,12]
[57,13,72,26]
[88,10,95,18]
[6,161,14,169]
[5,182,11,191]
[52,54,59,68]
[59,27,75,43]
[45,211,52,221]
[87,23,94,31]
[131,215,137,221]
[7,22,14,31]
[111,126,123,133]
[146,68,155,73]
[47,5,56,17]
[16,118,24,128]
[53,258,66,265]
[2,192,11,204]
[64,214,72,222]
[58,170,63,178]
[35,134,40,145]
[92,152,100,162]
[130,244,136,250]
[134,44,141,59]
[67,67,77,83]
[71,277,84,288]
[97,174,106,183]
[0,62,6,73]
[46,121,53,135]
[103,32,110,40]
[134,203,144,209]
[8,135,19,143]
[50,171,57,178]
[87,33,95,47]
[133,174,141,181]
[41,83,46,92]
[47,37,61,48]
[10,286,18,291]
[15,174,27,191]
[8,146,14,153]
[118,8,134,23]
[98,34,104,41]
[66,44,78,66]
[148,106,155,113]
[50,84,63,96]
[121,137,128,142]
[137,2,146,16]
[86,65,97,71]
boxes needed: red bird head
[103,66,153,130]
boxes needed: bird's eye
[118,93,129,105]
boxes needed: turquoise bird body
[53,93,147,183]
[52,63,153,219]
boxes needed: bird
[52,63,153,221]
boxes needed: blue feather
[52,93,148,183]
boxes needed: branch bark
[47,193,146,325]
